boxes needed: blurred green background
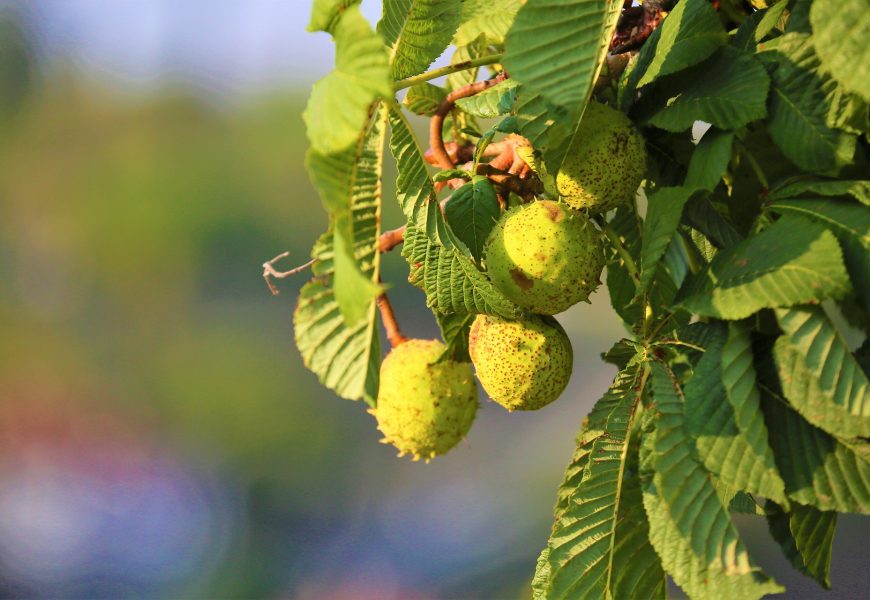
[0,2,867,598]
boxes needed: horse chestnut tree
[268,0,870,598]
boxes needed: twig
[429,72,508,170]
[379,225,406,253]
[377,292,407,348]
[263,252,315,295]
[393,53,504,92]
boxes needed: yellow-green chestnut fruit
[484,200,604,314]
[469,314,573,411]
[556,101,646,213]
[371,339,477,461]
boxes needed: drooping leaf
[766,500,837,589]
[503,0,621,109]
[641,363,783,599]
[454,0,521,46]
[304,7,392,154]
[683,196,743,249]
[646,46,770,132]
[402,82,447,116]
[766,178,870,205]
[757,33,857,174]
[640,186,698,293]
[758,364,870,514]
[454,79,518,117]
[444,176,500,263]
[434,311,473,362]
[306,110,388,324]
[379,0,462,80]
[677,215,850,320]
[543,364,665,600]
[294,114,388,403]
[684,128,735,191]
[636,0,727,88]
[772,306,870,440]
[809,0,870,102]
[307,0,362,33]
[682,322,787,502]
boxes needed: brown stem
[429,72,508,170]
[377,292,407,347]
[379,226,406,253]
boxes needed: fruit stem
[392,54,504,92]
[600,220,640,286]
[377,292,407,348]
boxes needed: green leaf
[646,46,770,132]
[759,377,870,514]
[772,306,870,440]
[304,7,391,154]
[731,0,789,50]
[378,0,462,80]
[683,196,743,249]
[684,128,735,191]
[434,311,473,362]
[402,82,447,115]
[307,0,362,33]
[447,35,486,91]
[767,198,870,248]
[514,88,573,158]
[503,0,621,109]
[454,0,521,46]
[454,79,518,117]
[766,501,836,589]
[640,186,698,293]
[402,222,523,317]
[810,0,870,103]
[678,215,851,320]
[544,364,665,600]
[757,33,857,174]
[306,109,388,324]
[642,363,783,599]
[683,322,787,502]
[444,176,500,263]
[294,114,387,403]
[766,178,870,205]
[636,0,727,88]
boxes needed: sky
[13,0,400,97]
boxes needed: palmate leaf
[810,0,870,103]
[443,176,500,263]
[766,500,837,589]
[645,46,770,132]
[757,33,857,175]
[307,0,362,33]
[636,0,727,88]
[506,0,621,173]
[454,79,518,118]
[643,363,783,599]
[766,178,870,205]
[759,376,870,514]
[378,0,462,80]
[773,306,870,440]
[682,323,786,503]
[542,363,666,600]
[640,186,699,293]
[294,113,388,404]
[304,6,391,154]
[387,108,522,318]
[677,215,850,320]
[453,0,521,46]
[684,128,735,191]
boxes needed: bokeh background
[0,1,867,598]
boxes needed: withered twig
[263,252,315,295]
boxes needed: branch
[392,53,504,92]
[262,252,315,295]
[429,72,508,170]
[377,292,407,348]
